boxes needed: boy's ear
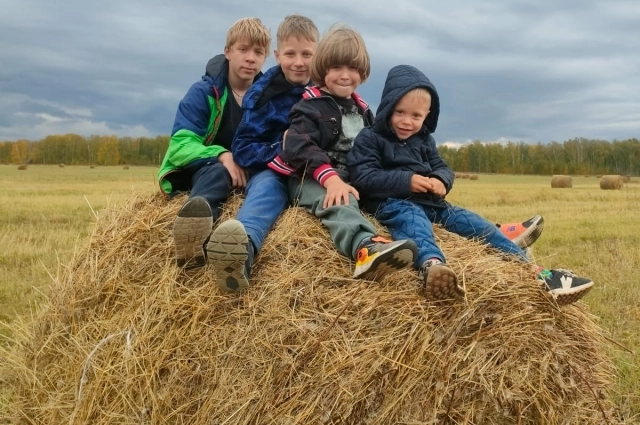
[273,49,280,63]
[224,46,230,60]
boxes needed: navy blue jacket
[346,65,455,213]
[232,65,308,170]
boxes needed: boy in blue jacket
[205,15,320,291]
[347,65,594,305]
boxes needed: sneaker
[537,268,594,306]
[353,236,417,281]
[206,219,254,292]
[420,259,464,300]
[498,215,544,249]
[173,196,213,269]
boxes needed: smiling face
[389,90,431,140]
[224,39,267,84]
[274,36,316,85]
[322,65,361,99]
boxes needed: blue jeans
[376,198,528,267]
[236,169,288,253]
[185,161,287,254]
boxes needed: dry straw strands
[551,175,572,188]
[0,193,624,425]
[600,175,624,190]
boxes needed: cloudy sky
[2,0,639,145]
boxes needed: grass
[0,167,638,418]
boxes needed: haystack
[622,175,631,183]
[59,163,65,168]
[460,174,470,179]
[600,175,624,190]
[551,175,572,188]
[122,165,130,170]
[469,174,479,180]
[16,164,27,170]
[1,193,622,424]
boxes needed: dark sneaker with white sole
[420,259,465,300]
[353,236,417,281]
[206,219,254,292]
[537,268,594,306]
[173,196,213,269]
[499,215,545,249]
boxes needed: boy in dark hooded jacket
[347,65,594,306]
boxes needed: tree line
[0,134,638,175]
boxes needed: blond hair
[403,87,432,104]
[225,17,271,53]
[310,24,370,86]
[276,15,319,47]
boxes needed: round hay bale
[17,164,27,170]
[0,193,619,424]
[622,175,631,183]
[122,165,130,170]
[469,174,479,180]
[551,175,572,188]
[59,163,65,168]
[600,175,624,190]
[460,174,470,179]
[454,173,461,178]
[90,165,96,169]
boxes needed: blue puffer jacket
[346,65,455,212]
[232,65,308,170]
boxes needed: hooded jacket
[346,65,455,212]
[157,55,262,195]
[231,65,308,170]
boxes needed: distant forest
[1,134,638,175]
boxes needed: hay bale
[600,175,624,190]
[454,173,461,178]
[460,174,470,179]
[122,165,130,170]
[622,175,631,183]
[17,164,27,170]
[90,165,96,169]
[59,163,65,168]
[551,175,572,188]
[0,193,620,424]
[469,174,479,180]
[596,174,602,178]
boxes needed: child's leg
[207,169,289,291]
[375,199,445,268]
[289,178,416,280]
[173,163,232,268]
[377,199,463,300]
[433,204,529,262]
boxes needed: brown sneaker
[420,259,464,300]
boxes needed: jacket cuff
[313,164,339,187]
[268,155,296,176]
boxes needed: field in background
[0,166,638,417]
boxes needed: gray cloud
[1,0,639,144]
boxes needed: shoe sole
[206,219,250,292]
[423,265,465,301]
[548,280,594,306]
[173,198,213,269]
[356,242,416,281]
[511,216,544,249]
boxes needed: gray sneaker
[420,259,464,300]
[206,219,254,292]
[173,196,213,269]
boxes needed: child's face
[389,93,431,140]
[274,36,316,85]
[322,65,361,99]
[224,39,267,84]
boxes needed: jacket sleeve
[232,105,282,169]
[424,135,455,193]
[347,128,414,198]
[164,82,228,169]
[279,100,338,186]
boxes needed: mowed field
[0,165,639,417]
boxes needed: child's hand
[323,175,360,208]
[426,177,446,197]
[218,152,248,188]
[410,174,433,193]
